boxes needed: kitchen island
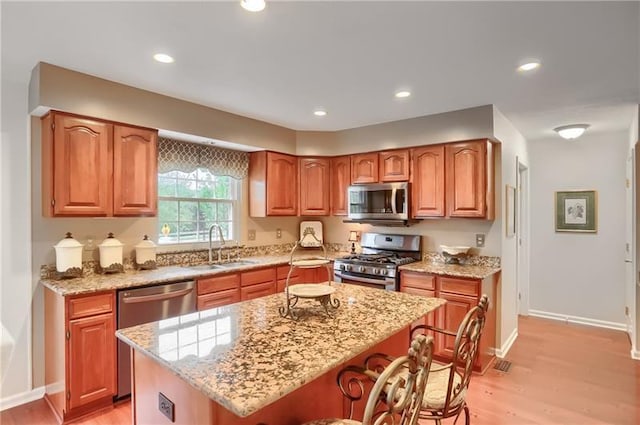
[116,283,445,425]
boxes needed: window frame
[157,170,242,249]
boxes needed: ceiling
[2,1,639,141]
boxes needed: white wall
[630,105,640,356]
[492,107,529,350]
[529,130,628,327]
[1,56,34,404]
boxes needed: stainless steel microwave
[347,182,409,220]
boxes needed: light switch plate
[475,234,485,247]
[248,229,256,241]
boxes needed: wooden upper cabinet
[445,140,492,218]
[330,156,350,216]
[379,149,409,182]
[249,151,298,217]
[44,113,113,216]
[42,111,158,217]
[411,145,445,218]
[351,153,379,184]
[113,125,158,216]
[299,157,330,216]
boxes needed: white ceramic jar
[54,232,83,275]
[98,233,124,272]
[135,235,157,269]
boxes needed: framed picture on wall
[505,185,516,237]
[555,190,597,233]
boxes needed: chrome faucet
[208,224,225,263]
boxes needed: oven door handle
[122,287,193,304]
[335,272,395,285]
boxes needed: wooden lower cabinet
[400,270,498,374]
[198,288,241,310]
[68,313,116,410]
[241,267,277,301]
[241,281,276,300]
[44,289,117,424]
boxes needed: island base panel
[132,327,410,425]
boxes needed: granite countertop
[41,253,346,296]
[398,260,500,279]
[116,283,445,418]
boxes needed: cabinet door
[436,292,476,360]
[400,287,438,341]
[379,150,409,182]
[411,145,445,217]
[445,141,487,217]
[51,114,112,216]
[241,281,276,300]
[68,313,116,409]
[197,288,240,310]
[267,152,298,216]
[299,157,330,216]
[351,153,379,184]
[330,156,351,216]
[113,125,157,216]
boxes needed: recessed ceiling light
[153,53,174,64]
[313,109,327,117]
[240,0,266,12]
[517,60,541,72]
[395,90,411,98]
[554,124,590,140]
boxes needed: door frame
[516,158,530,316]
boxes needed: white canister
[135,235,157,269]
[98,233,124,272]
[54,232,83,275]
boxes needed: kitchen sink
[186,260,258,270]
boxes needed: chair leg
[435,420,442,425]
[463,405,471,425]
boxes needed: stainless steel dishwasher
[116,280,197,399]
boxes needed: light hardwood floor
[2,317,638,425]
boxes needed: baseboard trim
[529,310,627,332]
[0,386,45,411]
[495,328,518,358]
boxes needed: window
[157,168,240,244]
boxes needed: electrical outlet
[625,306,630,316]
[158,392,175,422]
[475,234,485,248]
[276,228,282,239]
[248,229,256,241]
[84,236,96,251]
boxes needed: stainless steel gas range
[333,232,421,291]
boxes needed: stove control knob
[340,264,346,271]
[372,268,379,275]
[380,269,388,275]
[358,266,366,273]
[344,264,351,272]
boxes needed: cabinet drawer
[276,265,300,280]
[68,292,113,320]
[241,267,276,287]
[400,272,435,290]
[197,274,240,295]
[241,281,275,300]
[277,275,303,292]
[197,288,240,310]
[439,277,480,297]
[401,286,436,298]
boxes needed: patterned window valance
[158,137,249,179]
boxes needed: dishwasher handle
[122,287,194,304]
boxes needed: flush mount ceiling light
[313,109,327,117]
[517,60,541,72]
[554,124,590,140]
[240,0,266,12]
[394,90,411,99]
[153,53,174,64]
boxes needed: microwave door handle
[391,188,397,215]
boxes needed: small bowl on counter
[439,245,471,265]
